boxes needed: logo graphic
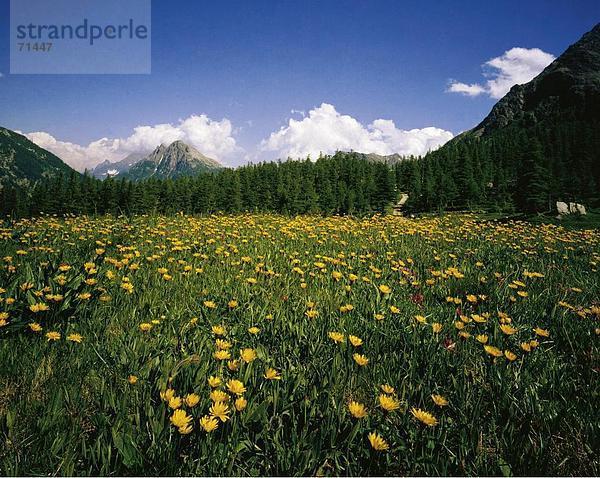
[10,0,151,74]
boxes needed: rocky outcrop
[124,141,224,181]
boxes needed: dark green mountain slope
[473,23,600,136]
[0,126,77,189]
[396,23,600,213]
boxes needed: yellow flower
[139,322,153,332]
[248,326,260,335]
[120,282,134,294]
[368,432,389,451]
[168,396,182,409]
[227,379,247,395]
[504,350,518,361]
[374,313,385,321]
[328,331,345,343]
[500,324,518,335]
[240,348,257,363]
[170,409,192,429]
[45,331,61,341]
[212,324,226,336]
[160,388,175,402]
[378,284,392,294]
[208,376,222,388]
[348,335,363,347]
[210,390,229,402]
[305,309,319,319]
[66,333,83,343]
[534,327,550,337]
[475,334,488,344]
[348,401,367,419]
[264,367,282,380]
[214,350,231,360]
[185,393,200,407]
[410,407,438,426]
[178,424,193,435]
[379,394,400,412]
[228,299,238,308]
[215,339,232,350]
[199,415,219,432]
[431,322,442,333]
[389,305,400,314]
[484,345,503,357]
[128,375,138,384]
[227,359,240,371]
[353,353,369,366]
[235,396,247,411]
[381,384,395,395]
[520,342,532,352]
[30,303,49,313]
[432,394,448,406]
[204,300,217,309]
[29,322,42,332]
[209,401,230,422]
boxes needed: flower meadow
[0,213,598,476]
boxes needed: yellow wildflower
[410,407,438,426]
[348,401,367,419]
[368,432,389,451]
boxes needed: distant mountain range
[91,152,148,179]
[89,141,224,180]
[0,126,76,188]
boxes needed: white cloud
[447,82,486,97]
[261,103,453,159]
[447,47,555,99]
[24,114,240,171]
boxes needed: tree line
[1,153,397,217]
[1,116,598,217]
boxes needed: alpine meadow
[1,4,599,478]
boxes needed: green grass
[0,213,598,476]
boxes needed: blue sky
[0,0,597,169]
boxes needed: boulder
[556,201,569,215]
[569,202,586,215]
[556,201,587,216]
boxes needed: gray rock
[556,201,570,215]
[557,201,587,216]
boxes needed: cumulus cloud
[261,103,453,160]
[447,82,486,96]
[24,114,240,171]
[447,47,555,99]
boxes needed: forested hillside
[1,153,397,217]
[395,117,600,212]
